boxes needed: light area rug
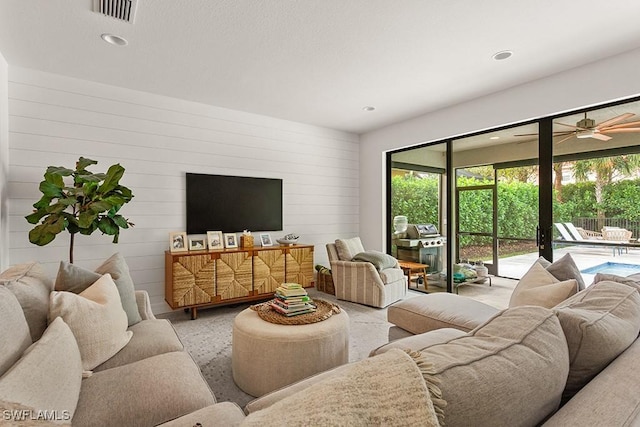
[160,288,417,408]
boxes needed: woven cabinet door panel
[254,249,286,295]
[216,251,253,300]
[172,255,215,307]
[286,247,314,286]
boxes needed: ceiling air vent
[94,0,138,23]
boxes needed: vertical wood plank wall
[0,53,8,271]
[6,67,359,314]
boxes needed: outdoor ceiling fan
[515,112,640,144]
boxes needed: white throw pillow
[49,274,133,371]
[0,317,82,420]
[509,262,578,308]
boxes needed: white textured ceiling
[1,0,640,134]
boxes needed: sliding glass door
[551,102,640,282]
[387,96,640,295]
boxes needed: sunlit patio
[438,243,640,310]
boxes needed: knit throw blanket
[242,348,445,426]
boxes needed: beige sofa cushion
[542,338,640,427]
[158,402,246,427]
[334,237,365,261]
[55,253,142,326]
[553,280,640,400]
[370,327,467,356]
[94,319,184,371]
[0,286,32,377]
[49,274,133,371]
[387,293,499,334]
[509,262,578,308]
[592,272,640,291]
[73,351,216,427]
[0,317,82,420]
[0,262,54,341]
[420,306,570,426]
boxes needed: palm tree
[572,154,640,228]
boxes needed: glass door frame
[455,183,498,275]
[386,95,640,294]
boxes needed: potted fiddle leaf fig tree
[25,157,134,263]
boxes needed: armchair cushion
[379,267,405,284]
[334,237,365,261]
[352,251,398,270]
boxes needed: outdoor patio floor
[427,243,640,310]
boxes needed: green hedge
[391,175,640,244]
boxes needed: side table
[398,261,429,290]
[232,306,349,397]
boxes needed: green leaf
[39,181,63,198]
[98,164,125,194]
[44,172,65,187]
[98,217,118,235]
[45,166,74,176]
[111,215,130,229]
[104,195,125,206]
[33,196,53,210]
[25,210,47,225]
[29,225,56,246]
[118,186,133,199]
[78,222,98,235]
[78,211,97,229]
[45,203,67,214]
[59,197,77,206]
[89,200,113,213]
[76,157,97,171]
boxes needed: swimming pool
[581,262,640,277]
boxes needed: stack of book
[270,283,316,317]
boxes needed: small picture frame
[260,233,273,247]
[207,231,224,250]
[189,238,207,251]
[224,233,238,248]
[169,232,188,252]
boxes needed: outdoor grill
[395,224,445,274]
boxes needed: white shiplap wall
[0,52,8,271]
[7,67,359,314]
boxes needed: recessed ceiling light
[490,136,500,140]
[362,106,376,112]
[492,50,513,61]
[101,33,128,46]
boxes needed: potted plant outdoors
[25,157,134,263]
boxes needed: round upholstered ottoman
[232,306,349,397]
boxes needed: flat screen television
[186,173,283,234]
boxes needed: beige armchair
[326,237,407,308]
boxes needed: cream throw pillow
[49,274,133,371]
[553,280,640,401]
[0,317,82,420]
[509,262,578,308]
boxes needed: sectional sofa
[4,253,640,426]
[0,255,243,427]
[236,258,640,426]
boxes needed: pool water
[581,262,640,277]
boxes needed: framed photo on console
[260,233,273,247]
[207,231,224,250]
[224,233,238,248]
[169,231,188,253]
[189,238,207,251]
